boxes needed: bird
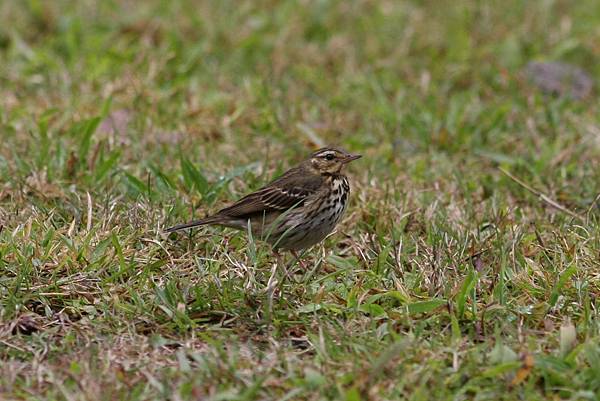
[165,147,362,258]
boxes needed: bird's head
[307,147,362,175]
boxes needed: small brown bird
[165,147,361,256]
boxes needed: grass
[1,0,600,399]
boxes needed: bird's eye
[324,154,335,160]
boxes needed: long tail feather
[164,216,221,233]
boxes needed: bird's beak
[343,153,362,163]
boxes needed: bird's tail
[164,215,223,233]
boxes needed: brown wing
[216,166,323,219]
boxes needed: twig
[499,167,584,222]
[0,339,26,352]
[585,192,600,222]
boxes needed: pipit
[165,147,361,258]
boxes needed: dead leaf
[511,352,534,386]
[25,170,64,198]
[9,313,40,335]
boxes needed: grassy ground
[1,0,600,400]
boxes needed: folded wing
[217,168,323,219]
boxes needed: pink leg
[266,250,287,316]
[290,250,308,270]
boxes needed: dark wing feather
[216,166,323,219]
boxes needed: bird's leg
[275,250,291,303]
[275,249,289,280]
[266,250,289,315]
[290,250,309,271]
[266,250,282,318]
[301,256,324,283]
[288,249,317,284]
